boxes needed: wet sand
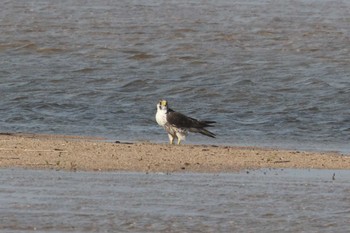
[0,133,349,172]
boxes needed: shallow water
[0,0,349,152]
[0,168,349,232]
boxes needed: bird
[155,100,216,145]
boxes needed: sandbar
[0,133,349,172]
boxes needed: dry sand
[0,133,349,173]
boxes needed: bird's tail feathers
[201,120,216,127]
[200,128,216,138]
[190,128,216,138]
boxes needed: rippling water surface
[0,0,349,151]
[1,168,350,232]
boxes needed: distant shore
[0,133,349,172]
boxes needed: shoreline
[0,133,349,173]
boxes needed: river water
[1,168,350,232]
[0,0,349,152]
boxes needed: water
[0,0,349,151]
[0,168,349,232]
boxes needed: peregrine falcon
[156,100,215,144]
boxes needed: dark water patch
[72,67,99,73]
[128,52,155,60]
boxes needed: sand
[0,133,349,173]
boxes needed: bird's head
[157,99,168,111]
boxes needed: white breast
[156,108,167,127]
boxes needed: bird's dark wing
[166,110,215,129]
[166,108,216,138]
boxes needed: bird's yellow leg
[175,132,185,145]
[177,139,181,145]
[168,134,174,144]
